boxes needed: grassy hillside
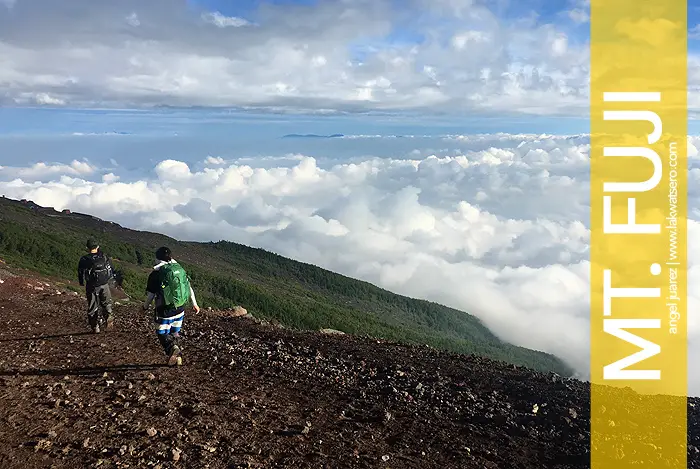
[0,196,573,375]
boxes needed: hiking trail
[0,270,698,468]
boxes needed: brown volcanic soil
[0,271,698,469]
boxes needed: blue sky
[1,0,699,135]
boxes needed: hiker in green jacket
[142,246,200,366]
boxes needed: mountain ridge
[281,133,344,138]
[0,195,571,375]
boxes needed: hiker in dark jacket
[142,246,200,366]
[77,239,115,333]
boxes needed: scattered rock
[302,421,312,435]
[34,439,52,452]
[4,270,700,469]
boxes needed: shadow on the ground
[0,332,94,343]
[0,363,167,377]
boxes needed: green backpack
[159,262,191,309]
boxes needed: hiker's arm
[77,257,86,286]
[143,271,159,310]
[189,285,199,309]
[143,291,155,310]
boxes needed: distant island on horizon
[281,133,344,139]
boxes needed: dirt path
[0,272,696,469]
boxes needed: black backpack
[89,253,113,286]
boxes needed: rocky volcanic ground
[0,269,699,469]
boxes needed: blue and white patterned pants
[155,307,185,355]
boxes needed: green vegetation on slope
[0,197,573,375]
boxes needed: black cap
[155,246,172,261]
[86,238,99,250]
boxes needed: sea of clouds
[2,132,700,394]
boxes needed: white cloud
[5,133,700,393]
[204,156,227,166]
[126,12,140,27]
[691,24,700,40]
[567,9,589,24]
[551,33,568,56]
[0,160,95,180]
[0,0,592,115]
[451,30,490,49]
[201,11,251,28]
[22,92,66,106]
[102,173,119,183]
[155,160,192,181]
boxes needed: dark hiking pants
[155,306,185,356]
[86,283,113,327]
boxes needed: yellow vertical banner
[590,0,687,467]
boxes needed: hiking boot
[92,324,101,334]
[168,346,182,366]
[105,315,114,330]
